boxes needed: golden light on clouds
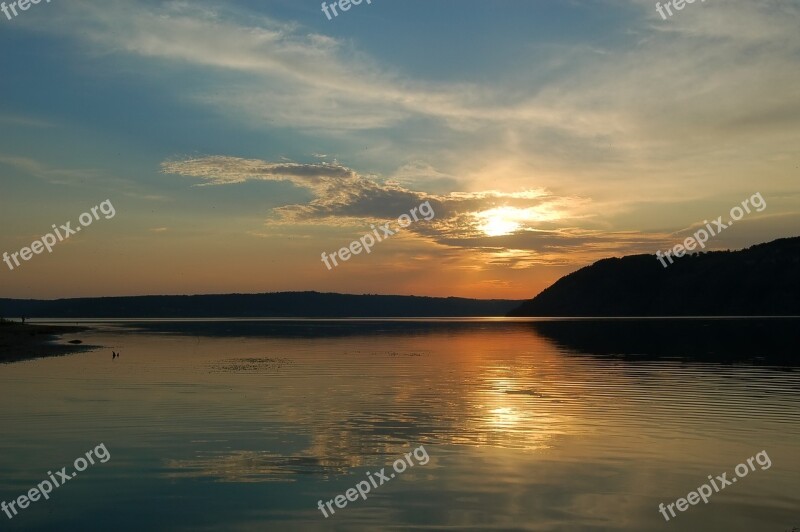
[477,206,562,237]
[479,210,521,236]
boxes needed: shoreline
[0,322,95,363]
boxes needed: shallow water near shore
[0,319,798,531]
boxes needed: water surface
[0,319,798,531]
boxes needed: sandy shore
[0,322,95,363]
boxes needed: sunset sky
[1,0,798,299]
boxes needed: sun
[477,205,563,237]
[477,207,528,237]
[480,213,521,236]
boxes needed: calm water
[0,319,798,531]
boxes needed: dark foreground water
[0,319,798,531]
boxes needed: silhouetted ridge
[509,236,800,316]
[0,292,523,318]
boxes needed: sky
[0,0,798,300]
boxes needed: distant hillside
[509,237,800,317]
[0,291,523,319]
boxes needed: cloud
[31,0,800,185]
[29,0,797,264]
[0,115,57,129]
[161,155,669,263]
[161,156,358,190]
[0,155,101,185]
[0,155,169,201]
[31,1,481,131]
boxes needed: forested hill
[0,291,523,318]
[509,237,800,317]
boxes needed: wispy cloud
[32,0,798,201]
[0,114,57,128]
[15,0,796,271]
[0,155,100,185]
[161,155,669,263]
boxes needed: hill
[509,236,800,316]
[0,291,523,319]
